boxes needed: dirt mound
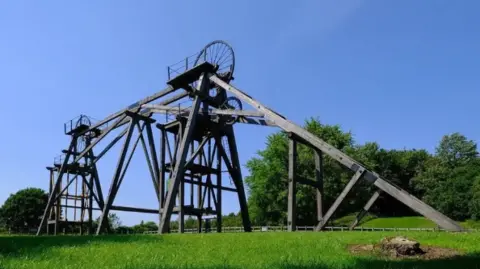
[348,236,462,260]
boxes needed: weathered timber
[350,190,382,230]
[159,73,209,233]
[315,150,324,221]
[316,169,365,230]
[210,75,463,232]
[288,139,297,231]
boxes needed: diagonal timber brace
[350,190,382,230]
[210,74,463,232]
[316,169,365,230]
[158,73,210,233]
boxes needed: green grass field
[1,232,480,269]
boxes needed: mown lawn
[1,232,480,269]
[332,215,480,229]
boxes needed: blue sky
[1,0,479,226]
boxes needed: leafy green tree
[436,132,478,168]
[92,213,123,232]
[412,133,480,220]
[0,188,48,232]
[469,176,480,220]
[132,220,158,233]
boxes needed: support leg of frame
[37,139,76,235]
[287,138,297,232]
[216,141,222,233]
[158,73,208,233]
[223,129,252,232]
[315,150,324,222]
[96,118,136,235]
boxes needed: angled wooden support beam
[316,169,366,231]
[211,75,463,232]
[37,139,76,235]
[96,118,136,235]
[158,73,209,233]
[73,115,127,164]
[136,121,159,199]
[288,139,297,232]
[77,85,177,136]
[217,129,252,232]
[100,91,189,136]
[350,190,382,230]
[184,136,210,169]
[373,178,462,231]
[145,122,160,191]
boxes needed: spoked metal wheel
[194,40,235,97]
[220,96,242,125]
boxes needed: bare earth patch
[348,236,462,260]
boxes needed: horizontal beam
[297,176,320,188]
[183,179,237,192]
[144,104,265,118]
[236,116,276,126]
[111,205,163,214]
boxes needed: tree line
[244,117,480,226]
[1,117,479,232]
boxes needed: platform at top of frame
[63,114,102,137]
[166,40,236,90]
[167,61,216,90]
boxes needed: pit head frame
[37,40,463,235]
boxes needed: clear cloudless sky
[0,0,479,226]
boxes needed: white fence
[144,226,479,234]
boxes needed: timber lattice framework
[37,40,463,235]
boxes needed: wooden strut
[350,190,382,230]
[210,74,463,232]
[158,73,210,233]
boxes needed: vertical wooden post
[178,173,185,233]
[88,175,94,235]
[216,137,222,233]
[197,148,203,233]
[287,138,297,232]
[55,177,61,235]
[158,126,166,233]
[315,150,324,222]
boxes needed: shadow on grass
[0,234,162,258]
[121,253,480,269]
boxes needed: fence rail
[144,226,480,234]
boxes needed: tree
[412,133,480,220]
[469,176,480,220]
[0,188,48,232]
[436,132,478,168]
[92,213,122,232]
[132,220,158,233]
[108,213,122,230]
